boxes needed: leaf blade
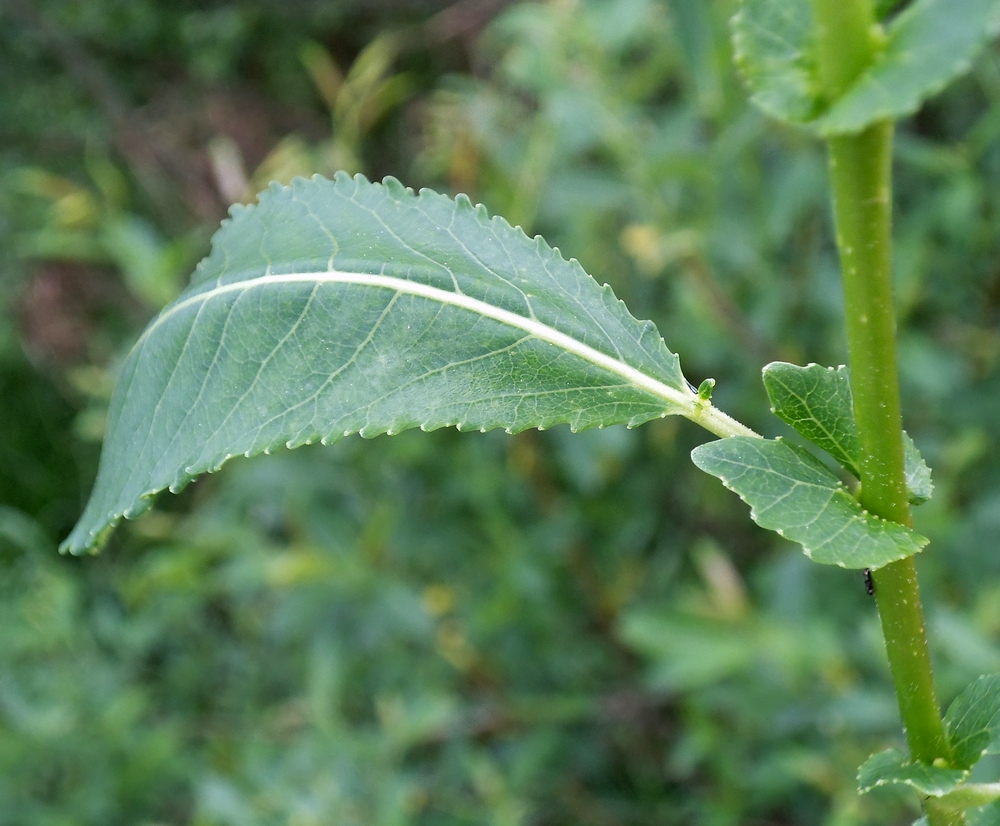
[690,436,928,569]
[62,174,698,555]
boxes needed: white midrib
[137,269,700,413]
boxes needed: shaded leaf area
[63,173,695,555]
[945,675,1000,770]
[762,361,933,504]
[691,436,928,568]
[732,0,1000,135]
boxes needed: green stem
[814,1,958,823]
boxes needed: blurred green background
[2,1,1000,823]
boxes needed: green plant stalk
[814,1,959,823]
[830,121,963,826]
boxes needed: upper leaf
[762,362,933,505]
[732,0,1000,135]
[690,436,928,569]
[815,0,1000,135]
[945,675,1000,770]
[62,173,700,555]
[730,0,820,125]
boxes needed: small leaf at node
[762,362,933,505]
[762,362,860,477]
[731,0,1000,136]
[857,747,967,797]
[815,0,1000,135]
[690,436,928,569]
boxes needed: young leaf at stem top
[62,173,756,556]
[762,362,933,505]
[731,0,1000,135]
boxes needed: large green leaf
[945,675,1000,770]
[62,173,704,555]
[762,362,933,504]
[690,436,928,569]
[731,0,1000,135]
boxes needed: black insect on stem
[864,568,875,596]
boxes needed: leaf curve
[690,436,928,569]
[62,173,703,555]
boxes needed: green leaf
[762,362,933,505]
[731,0,1000,135]
[730,0,820,125]
[690,436,928,569]
[857,747,967,796]
[903,432,934,506]
[945,675,1000,770]
[762,362,861,477]
[62,173,702,555]
[815,0,1000,135]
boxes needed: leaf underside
[762,362,933,505]
[690,436,928,569]
[62,173,696,555]
[732,0,1000,135]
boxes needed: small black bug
[864,568,875,596]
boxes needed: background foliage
[2,0,1000,823]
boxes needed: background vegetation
[2,0,1000,823]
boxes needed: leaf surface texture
[63,174,696,554]
[690,436,927,569]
